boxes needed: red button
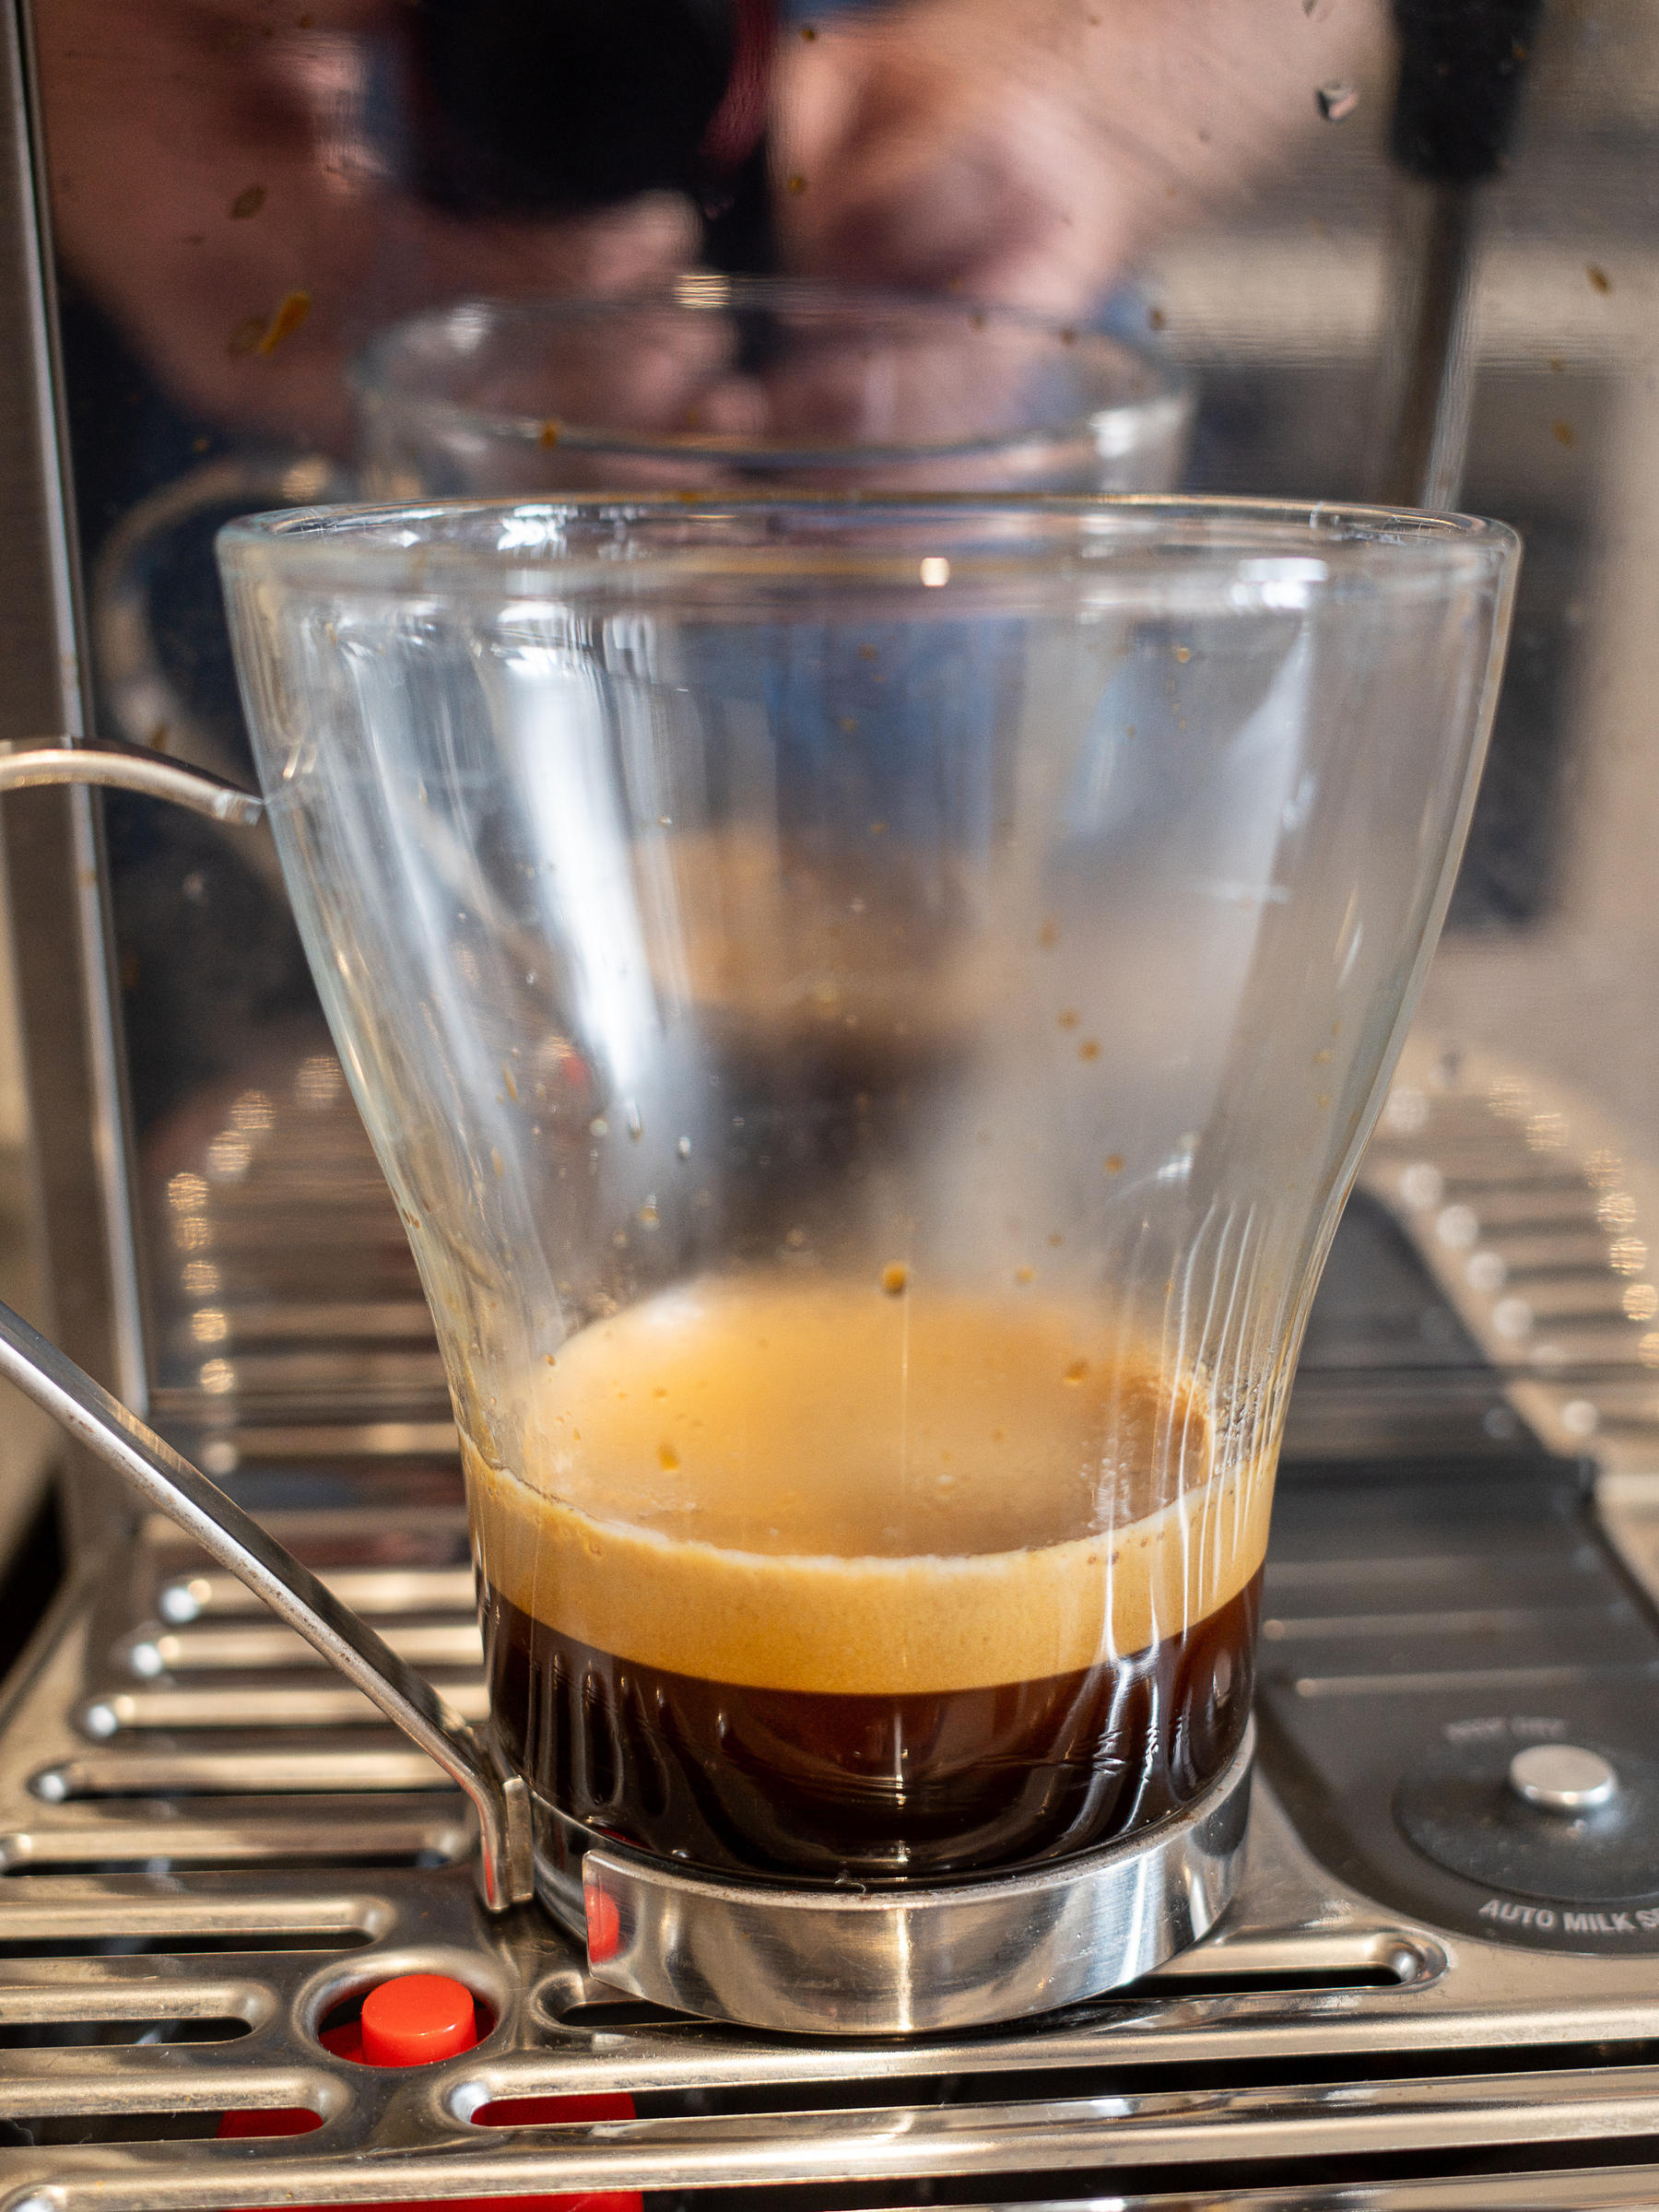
[216,1973,641,2212]
[359,1974,480,2067]
[583,1885,621,1965]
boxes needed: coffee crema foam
[465,1277,1272,1698]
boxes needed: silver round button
[1509,1744,1619,1816]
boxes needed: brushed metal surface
[158,1567,476,1621]
[557,1728,1253,2035]
[1357,1041,1659,1602]
[122,1621,484,1675]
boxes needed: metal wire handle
[0,1265,533,1909]
[0,735,265,824]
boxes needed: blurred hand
[773,0,1380,317]
[36,0,700,449]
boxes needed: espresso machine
[5,0,1659,2202]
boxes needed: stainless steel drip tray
[7,1042,1659,2201]
[5,1519,1659,2207]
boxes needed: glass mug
[95,280,1192,780]
[348,280,1193,498]
[0,492,1515,2030]
[205,494,1517,1900]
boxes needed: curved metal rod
[0,1294,533,1909]
[0,740,264,827]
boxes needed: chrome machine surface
[6,0,1659,2201]
[540,1731,1253,2037]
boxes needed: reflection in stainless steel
[1373,181,1480,510]
[147,1047,446,1441]
[90,452,349,782]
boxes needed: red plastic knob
[583,1884,621,1965]
[359,1974,480,2067]
[218,1970,642,2212]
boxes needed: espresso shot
[468,1274,1271,1881]
[485,1569,1260,1880]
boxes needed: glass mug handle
[90,452,352,796]
[0,752,535,1912]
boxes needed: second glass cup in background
[98,276,1192,880]
[349,277,1193,497]
[218,495,1518,1896]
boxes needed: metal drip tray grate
[4,1518,1659,2208]
[8,1041,1659,2205]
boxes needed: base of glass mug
[530,1717,1253,2035]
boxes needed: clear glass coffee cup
[215,494,1518,1897]
[349,279,1192,498]
[98,277,1191,807]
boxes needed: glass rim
[218,491,1522,602]
[347,278,1190,465]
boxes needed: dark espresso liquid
[484,1571,1260,1879]
[466,1277,1272,1881]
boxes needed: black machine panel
[1262,1194,1659,1954]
